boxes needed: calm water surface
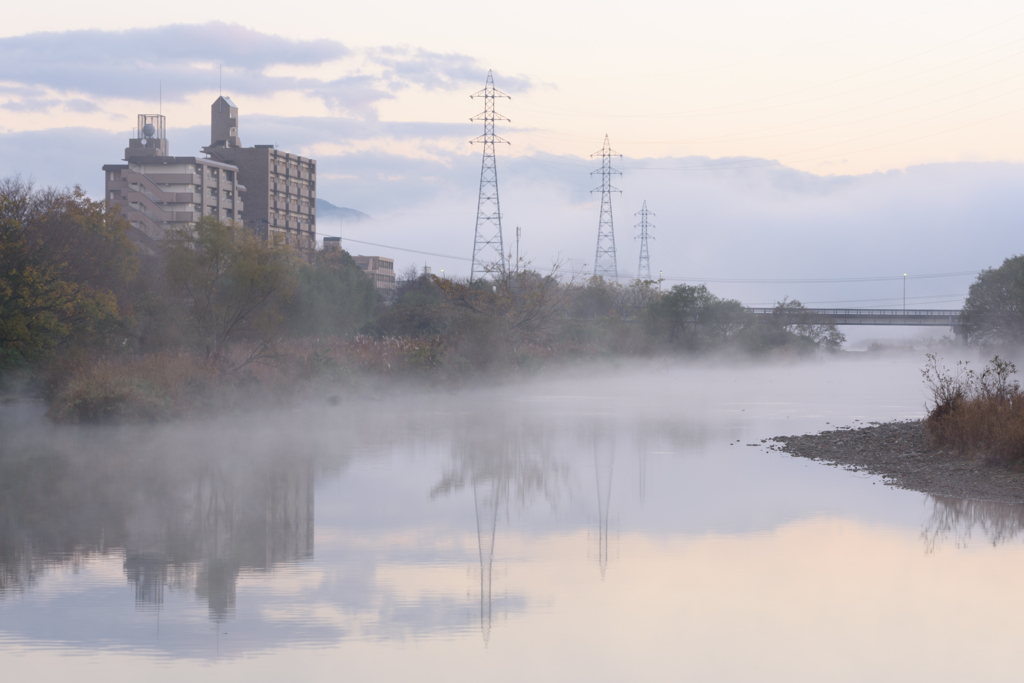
[2,356,1022,682]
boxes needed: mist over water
[2,355,1024,681]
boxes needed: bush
[923,353,1024,463]
[48,354,217,423]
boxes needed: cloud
[0,23,531,113]
[371,47,531,93]
[1,97,58,112]
[65,99,101,114]
[4,116,1014,311]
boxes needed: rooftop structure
[103,114,243,249]
[204,96,317,252]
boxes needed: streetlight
[903,273,907,311]
[659,270,663,291]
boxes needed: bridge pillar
[953,324,967,345]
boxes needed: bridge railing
[746,308,961,318]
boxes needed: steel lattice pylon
[591,135,622,280]
[469,70,510,282]
[634,200,655,280]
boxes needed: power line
[660,270,978,284]
[329,238,979,285]
[333,237,471,261]
[745,293,967,306]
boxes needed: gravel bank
[771,420,1024,504]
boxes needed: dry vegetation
[923,353,1024,464]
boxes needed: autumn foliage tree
[0,178,137,371]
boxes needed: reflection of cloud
[922,496,1024,552]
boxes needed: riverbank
[771,420,1024,504]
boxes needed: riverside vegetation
[3,177,851,422]
[923,353,1024,465]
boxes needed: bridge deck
[746,308,962,327]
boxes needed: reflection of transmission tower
[634,200,654,280]
[473,480,500,645]
[594,444,614,578]
[591,135,622,280]
[469,70,510,282]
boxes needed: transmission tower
[591,135,622,280]
[469,70,510,282]
[634,200,655,280]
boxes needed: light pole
[659,270,663,292]
[903,274,907,311]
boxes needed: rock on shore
[771,420,1024,504]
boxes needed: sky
[1,0,1023,312]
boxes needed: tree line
[0,176,855,379]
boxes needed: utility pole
[904,273,907,311]
[516,225,521,273]
[469,71,510,282]
[634,200,654,280]
[591,135,621,281]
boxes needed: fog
[3,353,1024,680]
[2,120,1020,313]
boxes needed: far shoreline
[771,421,1024,504]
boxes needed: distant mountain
[316,198,371,223]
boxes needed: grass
[42,335,492,423]
[923,353,1024,464]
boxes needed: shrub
[923,353,1024,463]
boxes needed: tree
[164,216,296,364]
[648,284,747,349]
[288,248,378,338]
[0,178,137,371]
[962,255,1024,345]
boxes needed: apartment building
[353,255,396,299]
[103,114,243,250]
[203,97,317,251]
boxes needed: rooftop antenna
[469,70,511,282]
[159,80,162,115]
[219,65,222,96]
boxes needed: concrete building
[103,114,244,250]
[353,255,396,299]
[203,96,317,251]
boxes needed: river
[1,354,1022,681]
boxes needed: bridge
[747,307,965,341]
[746,308,962,327]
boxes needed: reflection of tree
[0,443,314,623]
[922,495,1024,552]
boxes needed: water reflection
[430,420,567,644]
[594,438,615,578]
[922,495,1024,551]
[0,437,314,623]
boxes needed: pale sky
[2,0,1022,310]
